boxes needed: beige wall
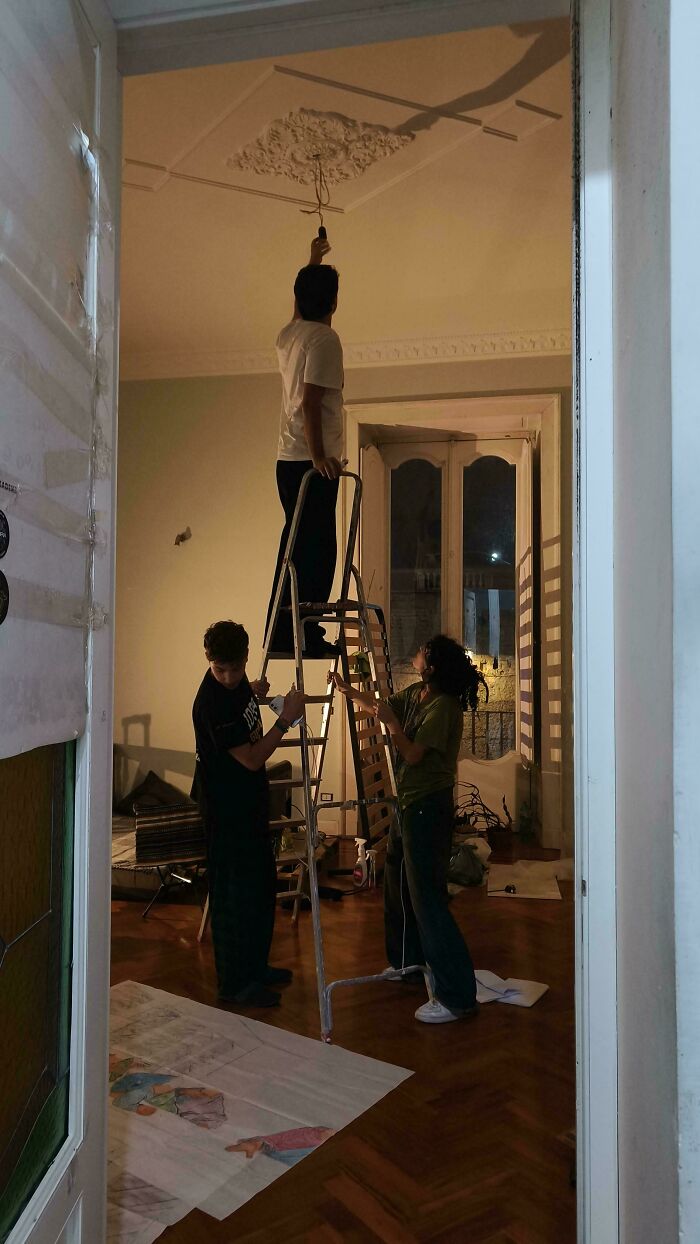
[115,356,572,838]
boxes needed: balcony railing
[464,707,516,760]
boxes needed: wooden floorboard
[111,856,576,1242]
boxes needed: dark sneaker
[265,966,293,985]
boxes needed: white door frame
[573,1,618,1239]
[79,2,616,1242]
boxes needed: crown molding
[120,328,572,381]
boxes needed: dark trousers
[265,460,339,651]
[384,787,477,1012]
[207,817,277,997]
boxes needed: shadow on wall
[114,714,195,803]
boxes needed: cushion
[115,769,194,816]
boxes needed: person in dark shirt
[334,635,488,1025]
[192,620,305,1008]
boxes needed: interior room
[110,16,575,1241]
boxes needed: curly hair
[203,620,249,664]
[423,634,489,712]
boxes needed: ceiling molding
[120,328,572,381]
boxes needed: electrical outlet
[320,791,333,802]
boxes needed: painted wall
[612,1,679,1239]
[115,356,572,845]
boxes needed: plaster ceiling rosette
[125,65,490,211]
[226,108,414,188]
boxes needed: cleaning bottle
[353,838,369,888]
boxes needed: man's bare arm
[302,383,342,479]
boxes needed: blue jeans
[384,787,477,1012]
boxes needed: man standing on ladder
[265,235,345,659]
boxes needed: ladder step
[277,737,325,747]
[270,816,307,829]
[340,621,385,635]
[261,695,331,705]
[269,778,319,788]
[363,776,391,797]
[281,600,367,613]
[365,812,395,837]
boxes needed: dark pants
[265,460,339,651]
[207,816,277,997]
[384,787,477,1012]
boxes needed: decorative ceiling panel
[138,66,487,213]
[227,108,415,187]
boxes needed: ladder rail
[288,561,332,1038]
[254,471,434,1041]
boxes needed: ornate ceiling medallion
[227,108,414,185]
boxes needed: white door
[0,2,119,1241]
[371,436,535,830]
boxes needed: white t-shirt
[275,318,344,462]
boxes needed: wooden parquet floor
[111,859,576,1243]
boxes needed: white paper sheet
[475,969,549,1008]
[108,981,412,1236]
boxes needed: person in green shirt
[333,634,487,1024]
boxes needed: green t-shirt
[388,682,464,811]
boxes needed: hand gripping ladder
[261,469,434,1041]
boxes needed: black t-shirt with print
[191,670,269,826]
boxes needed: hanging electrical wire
[301,153,331,239]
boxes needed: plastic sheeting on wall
[0,0,105,759]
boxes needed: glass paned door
[461,456,517,760]
[376,436,533,764]
[0,744,75,1239]
[384,446,448,689]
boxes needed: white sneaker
[415,1000,479,1024]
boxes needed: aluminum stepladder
[261,468,434,1041]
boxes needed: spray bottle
[353,838,369,888]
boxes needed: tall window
[462,457,517,757]
[389,459,442,686]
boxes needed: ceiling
[120,20,571,379]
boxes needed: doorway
[112,16,577,1243]
[0,2,624,1244]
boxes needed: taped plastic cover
[0,0,108,758]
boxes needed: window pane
[390,459,441,687]
[462,457,516,759]
[0,743,74,1238]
